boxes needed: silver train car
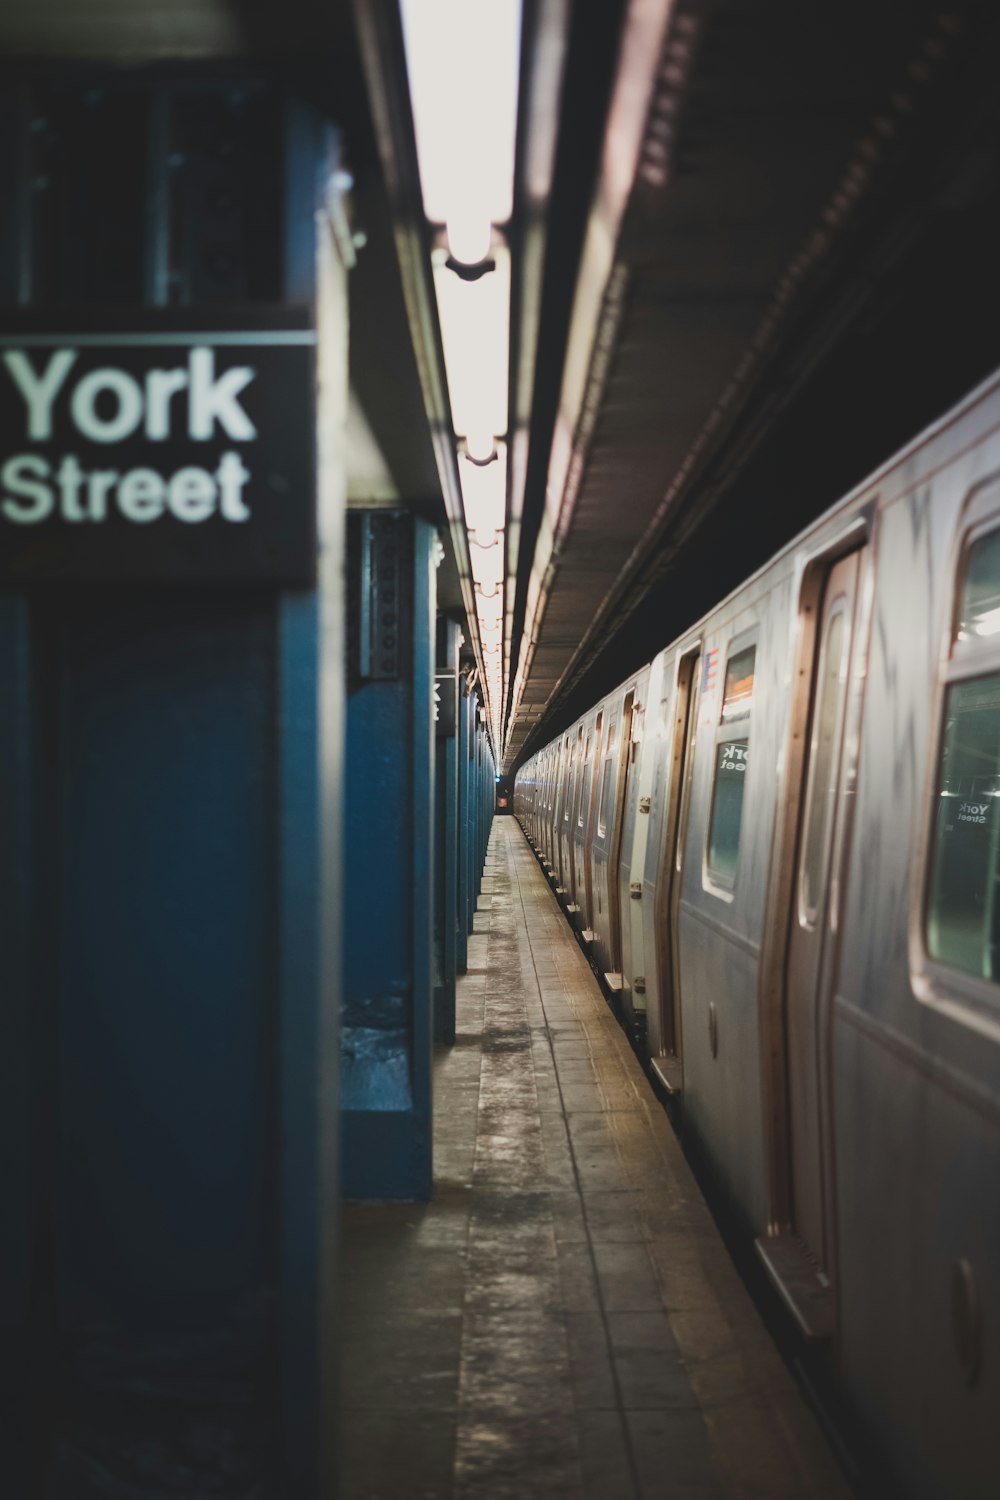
[514,371,1000,1497]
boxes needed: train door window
[597,718,617,836]
[926,526,1000,984]
[706,643,756,884]
[563,737,574,822]
[578,733,591,827]
[584,716,601,831]
[801,610,847,917]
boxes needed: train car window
[563,739,574,821]
[957,528,1000,638]
[801,612,846,915]
[927,675,1000,980]
[597,719,617,836]
[707,643,756,883]
[598,759,614,838]
[577,733,591,827]
[720,646,756,722]
[707,741,749,880]
[926,527,1000,985]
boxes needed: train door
[557,733,574,889]
[548,740,563,869]
[545,747,553,851]
[583,711,603,931]
[592,710,621,969]
[561,729,580,899]
[785,550,861,1274]
[651,649,700,1090]
[572,720,595,926]
[610,691,640,981]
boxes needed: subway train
[514,371,1000,1497]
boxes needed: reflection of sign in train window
[719,743,749,773]
[709,736,750,882]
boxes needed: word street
[1,345,257,525]
[2,451,251,525]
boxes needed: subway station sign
[0,311,316,583]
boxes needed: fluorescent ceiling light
[470,536,504,595]
[434,246,510,456]
[459,443,507,542]
[399,0,522,238]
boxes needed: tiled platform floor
[339,820,849,1499]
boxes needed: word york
[1,346,258,526]
[3,347,257,444]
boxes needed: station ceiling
[350,0,1000,770]
[498,0,1000,770]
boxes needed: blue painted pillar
[341,513,437,1199]
[0,595,36,1498]
[467,692,482,935]
[0,84,345,1499]
[474,708,493,887]
[456,674,471,974]
[276,104,346,1500]
[433,619,461,1043]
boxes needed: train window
[801,611,846,915]
[925,525,1000,989]
[577,734,591,827]
[957,529,1000,640]
[707,739,749,880]
[721,645,756,723]
[707,642,756,884]
[927,675,1000,980]
[563,738,575,822]
[597,719,617,835]
[597,757,614,838]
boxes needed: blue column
[467,694,483,933]
[0,597,36,1495]
[456,675,471,974]
[434,620,461,1043]
[341,515,437,1199]
[0,85,344,1499]
[274,104,344,1500]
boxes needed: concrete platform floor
[339,820,849,1499]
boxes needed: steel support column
[341,513,437,1199]
[0,82,345,1500]
[455,673,471,975]
[433,618,461,1043]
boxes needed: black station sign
[0,310,317,583]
